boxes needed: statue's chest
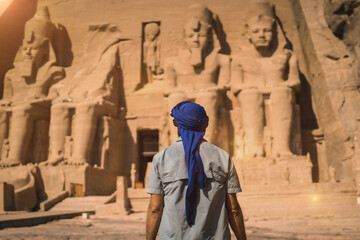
[176,53,219,79]
[176,63,219,78]
[240,54,287,76]
[175,56,220,90]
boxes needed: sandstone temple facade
[0,0,359,211]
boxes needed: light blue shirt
[147,137,242,240]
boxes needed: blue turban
[171,101,209,225]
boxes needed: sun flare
[0,0,13,16]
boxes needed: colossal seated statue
[47,23,123,166]
[231,1,300,158]
[0,6,65,167]
[166,3,230,143]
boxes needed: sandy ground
[1,190,360,239]
[1,210,359,240]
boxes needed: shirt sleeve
[147,153,164,195]
[227,157,242,194]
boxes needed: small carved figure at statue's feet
[273,150,293,158]
[65,157,89,166]
[0,158,21,168]
[247,147,265,158]
[40,156,64,166]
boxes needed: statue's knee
[196,91,218,106]
[52,102,67,110]
[13,104,31,112]
[12,104,32,117]
[271,87,294,102]
[169,92,186,103]
[240,89,262,104]
[271,86,292,95]
[241,88,261,94]
[76,101,95,110]
[74,102,98,117]
[51,103,70,116]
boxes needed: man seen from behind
[146,101,247,240]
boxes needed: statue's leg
[0,109,8,160]
[239,89,265,158]
[146,67,153,83]
[270,86,294,157]
[4,104,34,166]
[195,90,218,143]
[70,102,98,165]
[168,92,187,143]
[48,103,71,164]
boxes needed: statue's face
[144,23,160,42]
[145,31,157,41]
[183,20,211,52]
[248,18,275,49]
[20,32,49,77]
[21,34,48,64]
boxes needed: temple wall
[0,0,359,205]
[33,0,312,179]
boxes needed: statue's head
[22,31,49,66]
[144,23,160,42]
[245,1,277,54]
[183,4,214,67]
[21,6,56,76]
[183,17,211,52]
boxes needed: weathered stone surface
[291,0,360,182]
[165,3,230,149]
[142,22,163,85]
[231,1,301,159]
[0,165,45,211]
[0,0,359,212]
[39,164,116,197]
[238,155,312,188]
[0,182,15,212]
[0,6,67,167]
[0,0,37,99]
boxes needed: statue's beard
[255,45,269,54]
[252,38,275,57]
[190,47,202,67]
[20,59,34,78]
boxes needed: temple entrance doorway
[137,130,159,187]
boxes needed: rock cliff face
[0,0,359,208]
[323,0,360,194]
[289,0,360,181]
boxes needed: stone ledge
[0,210,95,229]
[40,191,69,211]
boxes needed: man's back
[147,137,241,240]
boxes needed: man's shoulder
[153,140,183,160]
[152,140,188,178]
[201,140,228,152]
[200,141,232,177]
[154,139,230,161]
[200,140,230,159]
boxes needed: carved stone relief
[143,22,163,84]
[0,0,359,209]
